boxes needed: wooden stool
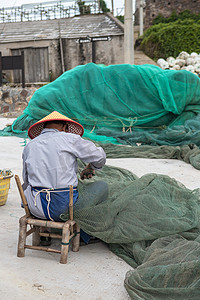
[15,175,80,264]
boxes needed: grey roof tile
[0,14,123,43]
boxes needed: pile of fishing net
[1,63,200,298]
[1,63,200,147]
[60,162,200,299]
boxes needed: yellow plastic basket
[0,174,13,206]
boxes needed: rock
[2,105,9,113]
[20,89,28,98]
[177,51,189,60]
[5,97,13,104]
[15,102,27,111]
[157,58,169,69]
[2,91,9,99]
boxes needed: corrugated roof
[0,14,123,43]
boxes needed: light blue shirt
[23,128,106,189]
[22,128,106,219]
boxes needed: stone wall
[145,0,200,27]
[0,85,38,117]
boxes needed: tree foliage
[77,0,110,14]
[116,15,124,23]
[99,0,110,13]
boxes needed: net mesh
[1,63,200,298]
[60,162,200,300]
[1,63,200,147]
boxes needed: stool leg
[72,224,80,252]
[32,226,40,246]
[17,215,27,257]
[60,223,70,264]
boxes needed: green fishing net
[101,143,200,170]
[1,63,200,146]
[1,63,200,298]
[60,162,200,299]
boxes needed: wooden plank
[12,47,49,83]
[11,49,20,83]
[21,51,25,88]
[44,47,49,81]
[24,48,30,82]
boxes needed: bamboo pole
[25,245,61,253]
[15,175,30,217]
[60,223,70,264]
[26,227,35,237]
[72,224,80,252]
[40,232,62,239]
[17,215,28,257]
[32,227,40,246]
[27,218,75,228]
[69,185,73,221]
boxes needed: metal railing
[0,0,101,23]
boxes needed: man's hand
[80,164,95,180]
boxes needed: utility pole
[111,0,114,14]
[124,0,134,64]
[139,0,144,36]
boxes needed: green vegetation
[77,0,110,14]
[77,1,91,14]
[116,15,124,23]
[99,0,110,13]
[141,19,200,60]
[152,10,200,25]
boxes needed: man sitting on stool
[22,111,107,245]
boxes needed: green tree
[99,0,110,12]
[77,1,91,14]
[116,15,124,23]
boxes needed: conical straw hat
[28,111,84,139]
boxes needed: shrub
[152,10,200,25]
[141,19,200,60]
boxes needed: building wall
[0,35,123,83]
[145,0,200,27]
[0,39,62,83]
[63,35,124,70]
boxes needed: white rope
[34,187,77,221]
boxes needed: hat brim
[28,117,84,139]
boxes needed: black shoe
[40,235,51,246]
[80,237,101,246]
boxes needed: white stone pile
[157,51,200,76]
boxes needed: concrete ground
[134,50,157,66]
[1,117,200,300]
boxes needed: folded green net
[1,62,200,298]
[60,163,200,299]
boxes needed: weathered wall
[0,39,62,83]
[63,35,124,70]
[145,0,200,27]
[0,86,38,116]
[0,35,123,83]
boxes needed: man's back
[23,128,106,189]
